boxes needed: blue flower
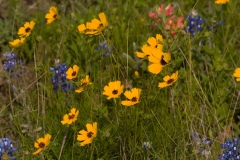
[185,10,205,37]
[0,138,17,160]
[219,138,240,160]
[50,63,73,92]
[2,52,23,77]
[95,41,112,57]
[191,132,211,157]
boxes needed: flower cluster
[95,41,112,57]
[149,4,184,38]
[2,52,23,77]
[0,138,18,160]
[219,138,240,160]
[50,63,73,92]
[185,10,205,37]
[191,132,211,157]
[78,12,108,35]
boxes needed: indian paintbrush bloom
[215,0,229,4]
[77,122,97,146]
[75,75,92,93]
[148,49,171,74]
[121,88,141,106]
[33,134,51,155]
[78,12,108,35]
[66,65,79,80]
[45,6,59,24]
[61,108,79,125]
[158,71,178,88]
[233,68,240,81]
[0,138,18,160]
[9,38,26,48]
[102,81,124,100]
[18,21,35,37]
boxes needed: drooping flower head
[66,65,79,80]
[61,108,79,125]
[75,75,92,93]
[121,88,141,106]
[102,81,124,100]
[9,38,26,48]
[158,71,178,88]
[18,21,35,37]
[233,68,240,81]
[77,122,97,146]
[78,12,108,35]
[33,134,51,155]
[45,6,59,24]
[215,0,229,4]
[148,49,171,74]
[185,10,205,37]
[0,138,18,159]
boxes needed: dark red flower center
[53,14,57,18]
[167,79,174,84]
[25,27,31,33]
[72,71,76,77]
[68,114,75,120]
[39,142,45,148]
[131,97,137,102]
[160,55,167,65]
[87,131,94,138]
[81,82,87,87]
[112,89,118,95]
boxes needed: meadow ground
[1,0,240,159]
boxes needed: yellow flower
[215,0,229,4]
[102,81,124,100]
[148,49,171,74]
[77,12,108,35]
[75,75,92,93]
[121,88,141,106]
[61,108,79,125]
[45,6,59,24]
[9,38,25,48]
[18,21,35,37]
[66,65,79,80]
[33,134,51,155]
[158,71,179,88]
[134,71,139,78]
[77,122,97,146]
[233,68,240,81]
[135,34,163,59]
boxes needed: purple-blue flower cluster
[219,138,240,160]
[0,138,17,160]
[2,52,23,77]
[192,132,211,157]
[50,63,74,92]
[95,41,112,57]
[185,11,205,37]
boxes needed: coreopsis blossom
[215,0,229,4]
[121,88,141,106]
[66,65,79,80]
[158,71,178,88]
[33,134,51,155]
[61,108,79,125]
[75,75,92,93]
[9,38,25,48]
[77,122,97,146]
[148,49,171,74]
[78,12,108,35]
[45,6,59,24]
[233,68,240,81]
[102,81,124,100]
[135,34,163,59]
[18,21,35,37]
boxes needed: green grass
[1,0,240,159]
